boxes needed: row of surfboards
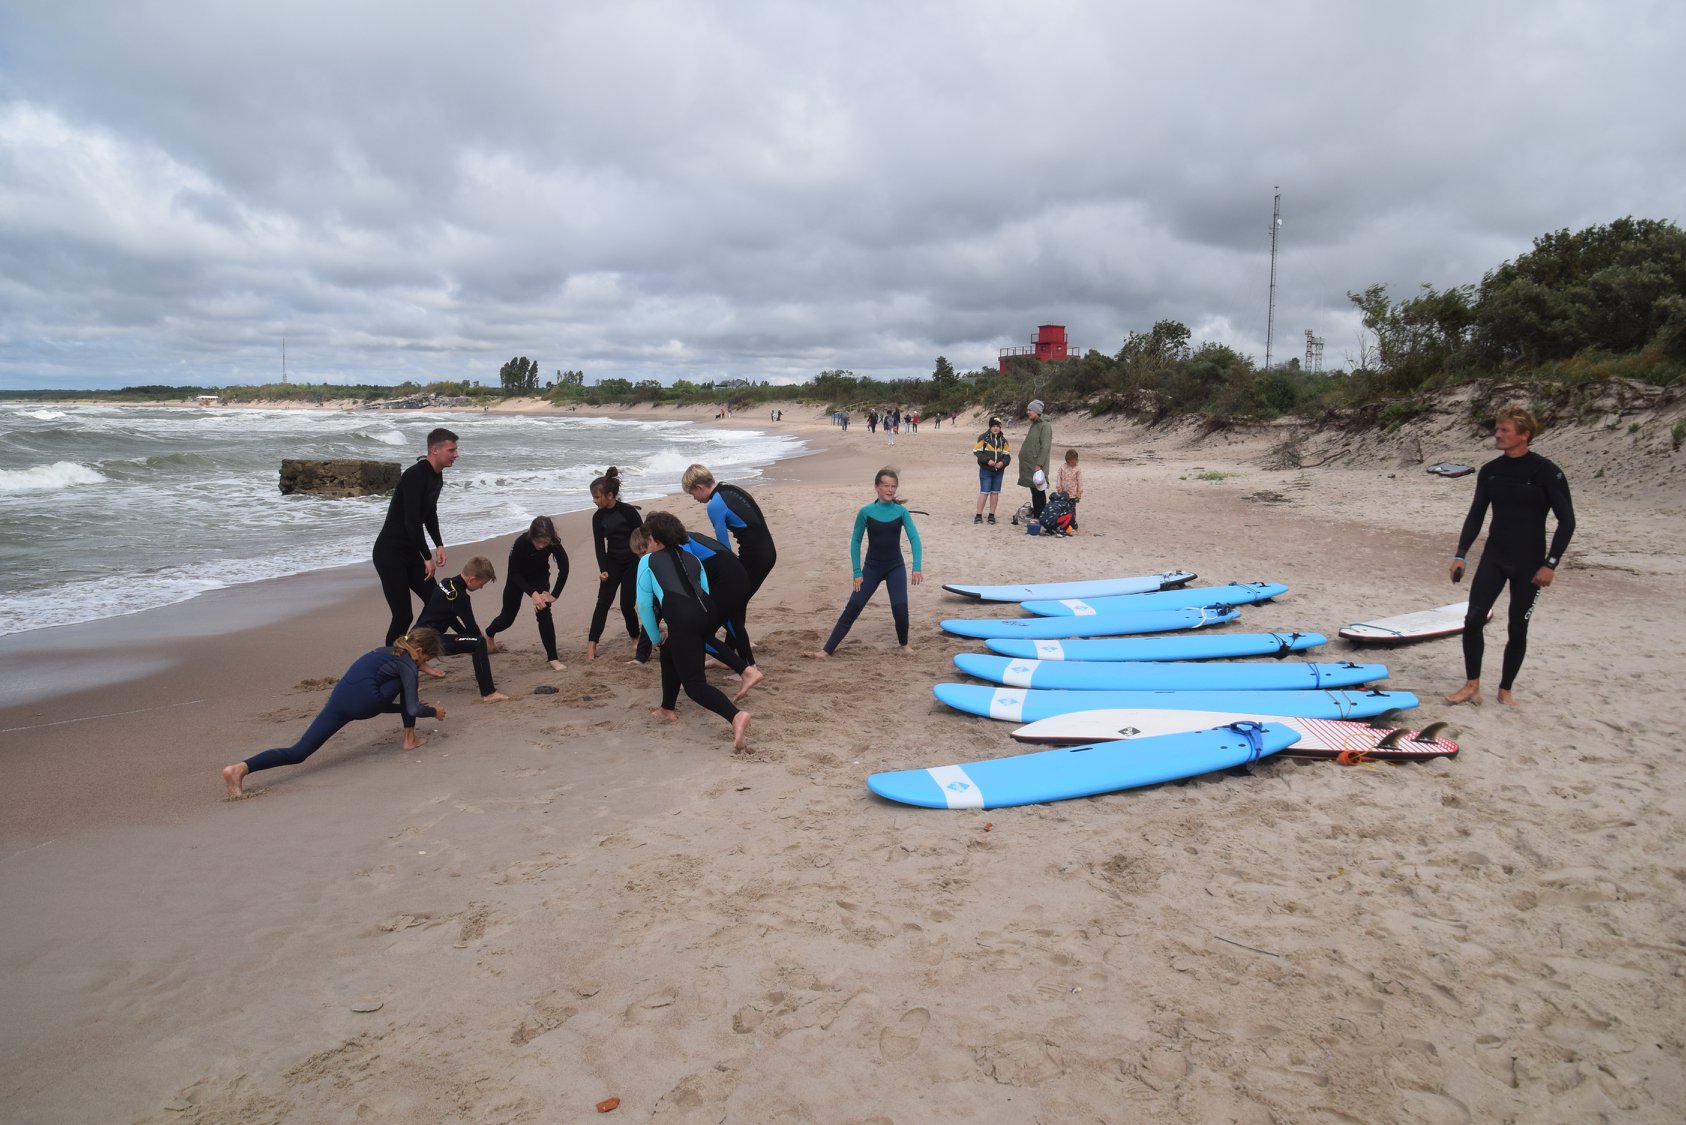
[867,571,1459,810]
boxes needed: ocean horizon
[0,403,806,638]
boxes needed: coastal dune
[1,403,1681,1121]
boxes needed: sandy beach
[2,398,1682,1122]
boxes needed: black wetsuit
[705,484,777,597]
[372,457,444,646]
[486,535,569,661]
[417,575,497,696]
[589,501,644,644]
[242,648,436,775]
[681,531,755,673]
[1456,450,1575,690]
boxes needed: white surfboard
[1011,708,1459,762]
[1340,601,1485,643]
[942,571,1195,602]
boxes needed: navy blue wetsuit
[590,501,644,645]
[372,457,445,646]
[1456,450,1575,690]
[486,535,569,661]
[705,484,777,597]
[243,648,437,775]
[636,547,739,724]
[821,501,923,654]
[417,575,497,696]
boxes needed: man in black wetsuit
[1447,406,1575,707]
[373,427,458,646]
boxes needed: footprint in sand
[879,1006,930,1060]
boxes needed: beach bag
[1009,501,1034,526]
[1040,492,1075,536]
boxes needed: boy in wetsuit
[1446,406,1575,707]
[417,555,509,703]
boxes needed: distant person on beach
[636,512,752,750]
[682,464,778,596]
[809,467,923,658]
[587,468,643,661]
[372,427,457,645]
[1018,401,1053,519]
[416,555,508,703]
[221,629,446,797]
[1446,406,1575,707]
[1056,448,1084,531]
[484,516,569,671]
[973,416,1011,525]
[867,411,878,434]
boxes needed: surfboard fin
[1374,728,1409,750]
[1412,721,1450,743]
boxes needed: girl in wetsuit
[635,512,751,751]
[587,468,644,660]
[220,629,447,797]
[485,516,570,670]
[810,467,924,657]
[1447,406,1575,706]
[681,464,777,597]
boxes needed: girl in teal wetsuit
[811,468,924,656]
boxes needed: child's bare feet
[586,641,598,661]
[548,659,566,672]
[480,691,509,703]
[1445,681,1481,705]
[483,636,500,654]
[403,732,428,751]
[222,762,248,798]
[733,664,764,702]
[898,644,914,655]
[731,710,752,752]
[651,707,679,723]
[806,650,831,659]
[1496,688,1519,706]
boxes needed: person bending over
[416,555,508,703]
[221,629,446,797]
[682,464,777,597]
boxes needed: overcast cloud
[2,0,1682,389]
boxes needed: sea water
[0,404,804,637]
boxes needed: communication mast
[282,337,289,384]
[1304,329,1324,372]
[1265,187,1281,369]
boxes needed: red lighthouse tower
[999,324,1077,371]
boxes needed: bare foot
[480,691,509,703]
[222,762,248,798]
[731,710,752,752]
[651,707,680,723]
[548,659,566,672]
[586,641,598,661]
[1496,688,1519,706]
[483,636,500,654]
[898,644,914,655]
[1445,681,1481,705]
[404,733,428,751]
[420,664,447,679]
[704,655,728,670]
[806,650,831,659]
[733,664,764,702]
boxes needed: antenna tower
[1265,187,1281,369]
[1304,329,1324,372]
[282,337,289,384]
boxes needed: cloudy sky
[2,1,1682,390]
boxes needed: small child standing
[417,555,509,702]
[1056,449,1084,532]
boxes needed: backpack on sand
[1009,501,1034,526]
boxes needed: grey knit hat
[1027,399,1044,414]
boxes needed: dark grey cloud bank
[2,1,1681,389]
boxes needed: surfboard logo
[944,781,974,793]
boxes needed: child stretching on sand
[1055,448,1083,531]
[636,512,752,750]
[587,468,644,660]
[484,515,569,671]
[416,556,509,703]
[221,629,446,797]
[809,467,923,657]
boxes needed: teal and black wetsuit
[636,545,739,724]
[1456,449,1575,690]
[242,648,437,776]
[705,484,777,596]
[820,500,923,654]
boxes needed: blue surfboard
[941,606,1239,640]
[985,631,1326,662]
[867,721,1297,808]
[932,683,1417,722]
[942,571,1195,602]
[1020,581,1288,618]
[953,654,1388,692]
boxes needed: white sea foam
[21,409,67,421]
[0,461,108,494]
